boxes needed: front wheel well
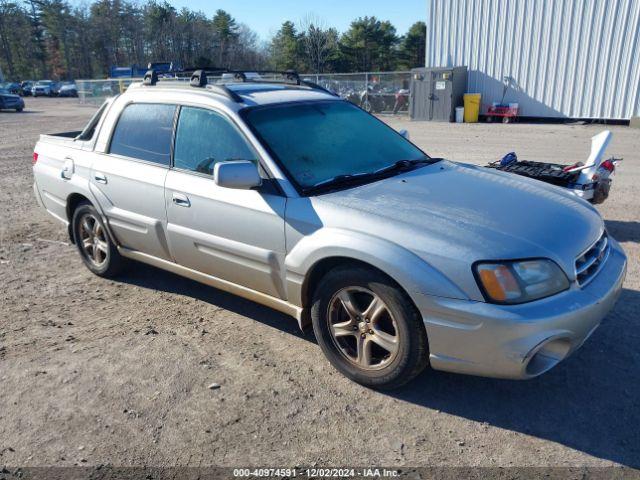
[301,257,416,311]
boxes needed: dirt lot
[1,98,639,470]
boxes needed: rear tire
[311,265,429,390]
[71,202,126,278]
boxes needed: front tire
[311,265,429,389]
[72,202,126,278]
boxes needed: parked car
[57,81,78,97]
[0,87,25,111]
[32,71,627,389]
[0,82,22,95]
[32,80,55,97]
[21,80,35,96]
[51,81,63,96]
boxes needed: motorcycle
[487,131,621,205]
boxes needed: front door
[165,106,287,299]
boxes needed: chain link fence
[302,72,411,114]
[77,71,412,114]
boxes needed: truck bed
[38,131,83,147]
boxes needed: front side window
[244,101,428,190]
[173,107,256,175]
[110,103,176,165]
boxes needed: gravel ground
[1,98,639,469]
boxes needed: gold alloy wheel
[78,213,109,268]
[327,286,400,370]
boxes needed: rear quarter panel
[33,137,95,225]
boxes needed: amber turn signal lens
[477,264,521,302]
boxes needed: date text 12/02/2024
[232,468,400,478]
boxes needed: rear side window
[77,100,109,141]
[110,103,176,165]
[173,107,256,175]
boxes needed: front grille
[575,232,609,286]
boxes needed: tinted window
[110,103,176,165]
[173,107,256,175]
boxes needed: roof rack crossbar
[300,79,340,97]
[143,66,337,99]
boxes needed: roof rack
[188,69,243,103]
[142,69,158,86]
[142,67,339,101]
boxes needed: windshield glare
[245,101,427,190]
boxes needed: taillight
[600,159,615,172]
[32,152,38,165]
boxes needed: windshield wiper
[305,173,370,192]
[372,158,435,175]
[304,158,442,195]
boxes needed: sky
[164,0,426,41]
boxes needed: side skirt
[118,247,304,325]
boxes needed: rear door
[89,102,176,260]
[165,106,287,298]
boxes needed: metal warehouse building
[425,0,640,120]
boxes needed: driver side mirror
[214,160,262,190]
[399,129,410,140]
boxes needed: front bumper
[415,237,627,379]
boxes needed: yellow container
[463,93,481,123]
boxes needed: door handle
[94,172,107,184]
[172,192,190,207]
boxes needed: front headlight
[474,259,569,304]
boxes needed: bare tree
[299,13,337,73]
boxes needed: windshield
[244,101,428,191]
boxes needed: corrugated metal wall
[425,0,640,119]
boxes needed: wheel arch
[301,256,408,310]
[65,192,118,248]
[299,255,426,330]
[65,193,92,243]
[287,229,469,329]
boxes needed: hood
[0,92,21,99]
[313,160,603,299]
